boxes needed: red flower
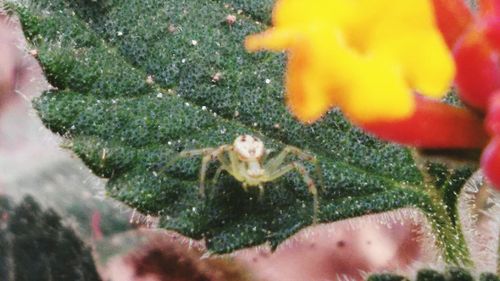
[363,0,500,189]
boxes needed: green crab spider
[176,134,320,222]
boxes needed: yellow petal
[370,28,455,98]
[285,45,336,123]
[245,28,297,52]
[245,0,454,124]
[395,32,455,97]
[343,57,415,123]
[273,0,354,28]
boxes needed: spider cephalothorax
[233,135,265,160]
[174,134,320,221]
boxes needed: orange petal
[454,29,500,110]
[484,17,500,50]
[245,28,297,52]
[481,137,500,189]
[479,0,500,17]
[486,91,500,135]
[360,95,488,148]
[431,0,473,48]
[285,48,335,123]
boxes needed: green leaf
[369,268,499,281]
[9,0,475,258]
[0,196,101,281]
[480,273,500,281]
[368,274,409,281]
[417,269,446,281]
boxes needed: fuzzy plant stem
[413,153,473,266]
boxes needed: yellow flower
[245,0,455,124]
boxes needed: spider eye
[234,135,265,159]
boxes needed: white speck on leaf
[29,49,38,57]
[168,24,177,33]
[226,14,236,25]
[211,72,222,83]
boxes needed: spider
[172,134,320,222]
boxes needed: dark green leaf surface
[9,0,473,257]
[369,268,499,281]
[417,269,446,281]
[368,274,409,281]
[0,196,101,281]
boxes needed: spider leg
[267,162,319,223]
[170,148,216,197]
[179,148,215,158]
[260,148,274,164]
[200,145,233,195]
[258,184,264,198]
[160,145,236,196]
[214,145,233,168]
[212,145,234,184]
[168,148,215,171]
[228,149,240,176]
[265,145,323,196]
[212,163,234,186]
[212,166,225,185]
[199,154,214,197]
[157,148,215,178]
[264,145,317,172]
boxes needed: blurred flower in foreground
[446,0,500,189]
[0,14,39,113]
[246,0,500,189]
[397,0,500,188]
[0,18,22,109]
[363,0,500,188]
[245,0,455,124]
